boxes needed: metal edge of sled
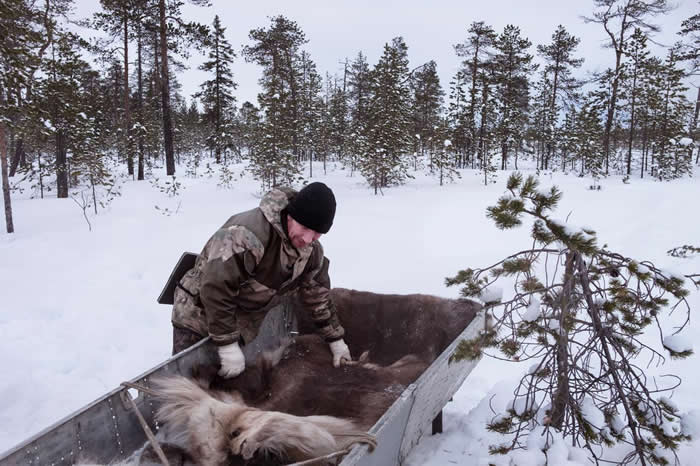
[0,299,297,466]
[337,305,485,466]
[0,337,212,466]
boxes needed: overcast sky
[74,0,699,105]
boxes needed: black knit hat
[286,182,336,234]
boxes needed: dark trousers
[172,325,205,355]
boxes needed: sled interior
[0,288,482,466]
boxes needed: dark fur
[203,334,428,429]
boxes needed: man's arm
[199,225,263,346]
[299,245,345,343]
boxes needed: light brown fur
[152,376,375,465]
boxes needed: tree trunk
[1,125,14,233]
[56,130,68,198]
[124,12,133,177]
[137,24,145,181]
[603,44,624,176]
[626,96,637,175]
[549,251,576,429]
[693,87,699,165]
[9,138,23,177]
[158,0,176,175]
[38,151,44,199]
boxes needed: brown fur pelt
[151,335,430,465]
[205,334,429,428]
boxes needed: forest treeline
[1,0,699,232]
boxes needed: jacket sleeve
[299,243,345,342]
[199,226,264,346]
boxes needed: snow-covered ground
[1,163,699,465]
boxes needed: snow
[478,285,503,304]
[682,410,700,437]
[522,297,540,322]
[2,163,700,465]
[679,137,693,147]
[580,396,605,429]
[664,333,694,353]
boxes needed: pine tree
[92,0,143,177]
[447,173,695,466]
[621,28,651,175]
[584,0,672,175]
[196,15,237,164]
[536,25,584,170]
[493,25,535,171]
[477,61,498,185]
[362,37,413,194]
[454,21,497,168]
[155,0,209,175]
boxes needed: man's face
[287,215,322,249]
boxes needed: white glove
[218,342,245,378]
[329,339,351,368]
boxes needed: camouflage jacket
[171,188,345,346]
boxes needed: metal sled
[0,257,483,466]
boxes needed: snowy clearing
[1,164,699,465]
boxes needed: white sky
[73,0,699,106]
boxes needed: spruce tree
[243,15,307,188]
[650,47,692,180]
[362,37,413,194]
[447,173,696,466]
[327,74,349,169]
[196,15,237,164]
[346,51,371,175]
[297,52,323,177]
[447,70,469,168]
[574,93,606,183]
[410,60,444,163]
[430,118,459,186]
[0,0,41,232]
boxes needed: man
[171,182,351,378]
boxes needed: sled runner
[0,256,483,466]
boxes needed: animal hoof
[241,439,259,460]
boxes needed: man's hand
[329,339,351,367]
[218,341,245,378]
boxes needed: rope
[120,382,170,466]
[287,435,377,466]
